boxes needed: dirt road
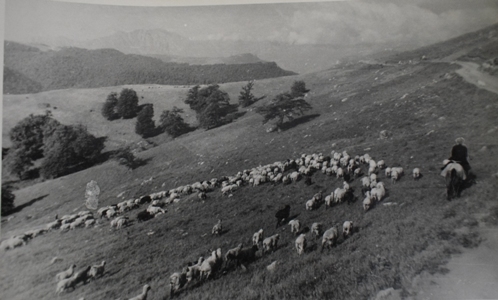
[455,61,498,95]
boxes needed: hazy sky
[4,0,498,46]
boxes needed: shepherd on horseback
[440,137,471,200]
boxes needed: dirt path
[455,61,498,95]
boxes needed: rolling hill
[1,25,498,300]
[3,41,296,94]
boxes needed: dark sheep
[275,205,290,228]
[234,245,259,267]
[136,210,154,222]
[138,195,152,204]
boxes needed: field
[1,30,498,300]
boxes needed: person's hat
[455,137,465,145]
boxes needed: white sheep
[334,188,347,203]
[321,227,339,252]
[363,196,373,211]
[55,264,76,281]
[212,219,222,235]
[88,261,106,279]
[295,234,307,255]
[46,219,62,231]
[325,192,334,208]
[413,168,421,180]
[85,219,96,228]
[225,243,243,263]
[370,173,377,182]
[336,167,344,179]
[361,177,370,188]
[305,198,318,211]
[199,248,223,280]
[311,222,323,238]
[252,229,264,247]
[128,284,151,300]
[391,170,400,183]
[377,160,385,169]
[288,219,301,235]
[262,234,280,254]
[343,221,354,238]
[55,274,78,294]
[385,167,392,177]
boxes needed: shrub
[102,92,118,120]
[159,107,192,138]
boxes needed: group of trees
[102,80,310,139]
[102,88,139,120]
[3,111,105,180]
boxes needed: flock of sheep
[2,148,421,299]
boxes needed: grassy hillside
[1,31,498,300]
[3,41,296,95]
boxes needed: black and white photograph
[1,0,498,299]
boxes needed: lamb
[343,221,354,238]
[321,227,339,252]
[199,248,223,280]
[275,205,290,228]
[88,261,106,279]
[413,168,421,180]
[288,219,301,235]
[212,219,222,235]
[252,229,264,247]
[55,264,76,281]
[262,234,280,254]
[295,234,307,255]
[129,284,151,300]
[311,222,323,238]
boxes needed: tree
[255,92,312,129]
[110,146,144,169]
[184,84,234,130]
[40,124,105,179]
[290,80,310,99]
[9,112,61,161]
[238,81,256,107]
[159,107,192,138]
[3,147,33,180]
[1,185,15,216]
[116,88,139,119]
[135,104,156,138]
[102,92,118,120]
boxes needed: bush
[290,80,310,99]
[111,146,145,169]
[3,147,33,180]
[135,104,156,138]
[1,185,15,216]
[116,88,139,119]
[255,92,312,129]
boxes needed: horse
[441,161,466,200]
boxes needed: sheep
[336,167,344,179]
[136,210,154,222]
[146,206,166,216]
[225,243,243,263]
[198,192,207,200]
[321,227,339,252]
[343,181,350,191]
[370,173,377,182]
[46,219,62,230]
[129,284,151,300]
[391,170,400,183]
[252,229,264,247]
[311,222,323,238]
[186,257,204,285]
[334,188,347,203]
[413,168,421,180]
[199,248,223,280]
[361,176,371,188]
[25,228,47,238]
[262,234,280,254]
[56,274,79,294]
[85,219,96,228]
[72,266,92,286]
[266,261,278,272]
[343,221,354,238]
[88,261,106,279]
[325,193,334,208]
[363,196,373,211]
[60,223,71,231]
[55,264,76,281]
[295,234,307,255]
[385,167,392,177]
[275,205,290,228]
[105,208,117,219]
[354,167,363,177]
[212,219,222,235]
[377,160,385,169]
[290,171,300,182]
[233,245,259,268]
[70,217,85,230]
[288,219,301,235]
[110,216,127,228]
[305,198,319,211]
[170,270,187,297]
[368,165,377,176]
[391,167,404,176]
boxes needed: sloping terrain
[1,26,498,300]
[3,41,295,94]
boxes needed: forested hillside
[3,41,296,94]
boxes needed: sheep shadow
[279,114,321,131]
[5,194,49,216]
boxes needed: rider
[448,137,471,176]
